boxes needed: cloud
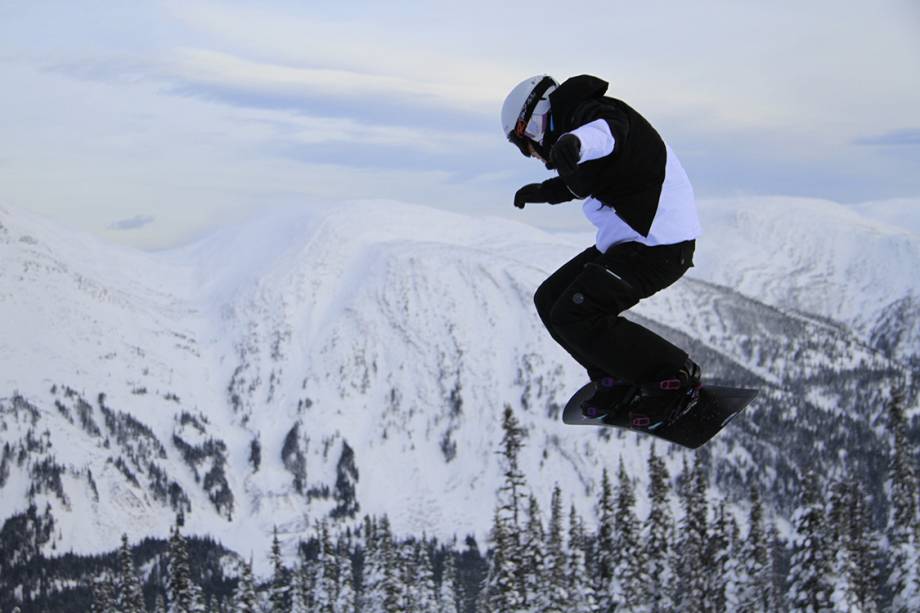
[854,128,920,146]
[4,1,920,250]
[156,48,502,136]
[109,215,155,230]
[163,2,517,98]
[169,48,494,113]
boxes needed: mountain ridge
[0,199,915,574]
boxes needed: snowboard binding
[580,359,702,432]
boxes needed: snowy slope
[0,200,913,573]
[693,196,920,361]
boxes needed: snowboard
[562,382,758,449]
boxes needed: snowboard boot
[628,358,703,432]
[579,377,637,420]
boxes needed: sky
[1,0,918,249]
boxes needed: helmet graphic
[501,75,557,157]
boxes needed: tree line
[66,390,920,612]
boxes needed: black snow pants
[534,240,695,384]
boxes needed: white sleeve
[568,119,616,163]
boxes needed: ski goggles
[507,76,556,157]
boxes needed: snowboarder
[502,74,703,431]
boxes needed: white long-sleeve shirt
[567,119,702,252]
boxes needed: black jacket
[538,75,666,237]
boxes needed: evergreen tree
[233,557,259,613]
[409,539,438,612]
[567,504,597,613]
[116,533,146,613]
[886,387,920,612]
[438,549,462,613]
[612,458,644,610]
[485,506,520,612]
[543,485,569,611]
[298,539,317,612]
[398,540,418,610]
[269,526,289,613]
[828,481,861,611]
[360,515,402,613]
[847,481,880,612]
[595,468,616,611]
[485,406,528,611]
[708,501,734,612]
[727,511,744,611]
[360,517,384,613]
[335,534,357,613]
[522,494,546,607]
[737,484,772,612]
[645,445,676,613]
[153,592,168,613]
[290,563,310,613]
[379,517,402,613]
[768,522,788,613]
[677,456,710,612]
[90,573,117,613]
[312,521,338,613]
[888,388,919,541]
[788,470,835,612]
[167,521,195,613]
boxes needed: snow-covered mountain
[0,198,915,574]
[693,196,920,363]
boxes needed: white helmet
[501,75,557,156]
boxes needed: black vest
[544,75,666,237]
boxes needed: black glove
[513,183,546,209]
[550,133,581,177]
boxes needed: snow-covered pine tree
[360,515,401,613]
[522,494,546,607]
[568,504,596,612]
[485,405,528,611]
[612,458,645,610]
[727,510,743,610]
[379,516,402,613]
[828,480,861,611]
[298,539,317,612]
[90,572,117,613]
[787,470,835,612]
[677,456,710,612]
[166,521,195,613]
[360,516,383,613]
[409,539,438,612]
[644,445,675,613]
[232,557,259,613]
[595,468,616,611]
[768,521,788,612]
[335,533,357,613]
[736,484,772,612]
[846,481,879,612]
[485,506,521,612]
[290,562,311,613]
[269,526,289,613]
[312,521,339,613]
[707,501,734,612]
[438,549,462,613]
[115,533,145,613]
[886,386,920,613]
[153,592,167,613]
[542,485,569,611]
[398,540,418,610]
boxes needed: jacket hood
[548,75,609,123]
